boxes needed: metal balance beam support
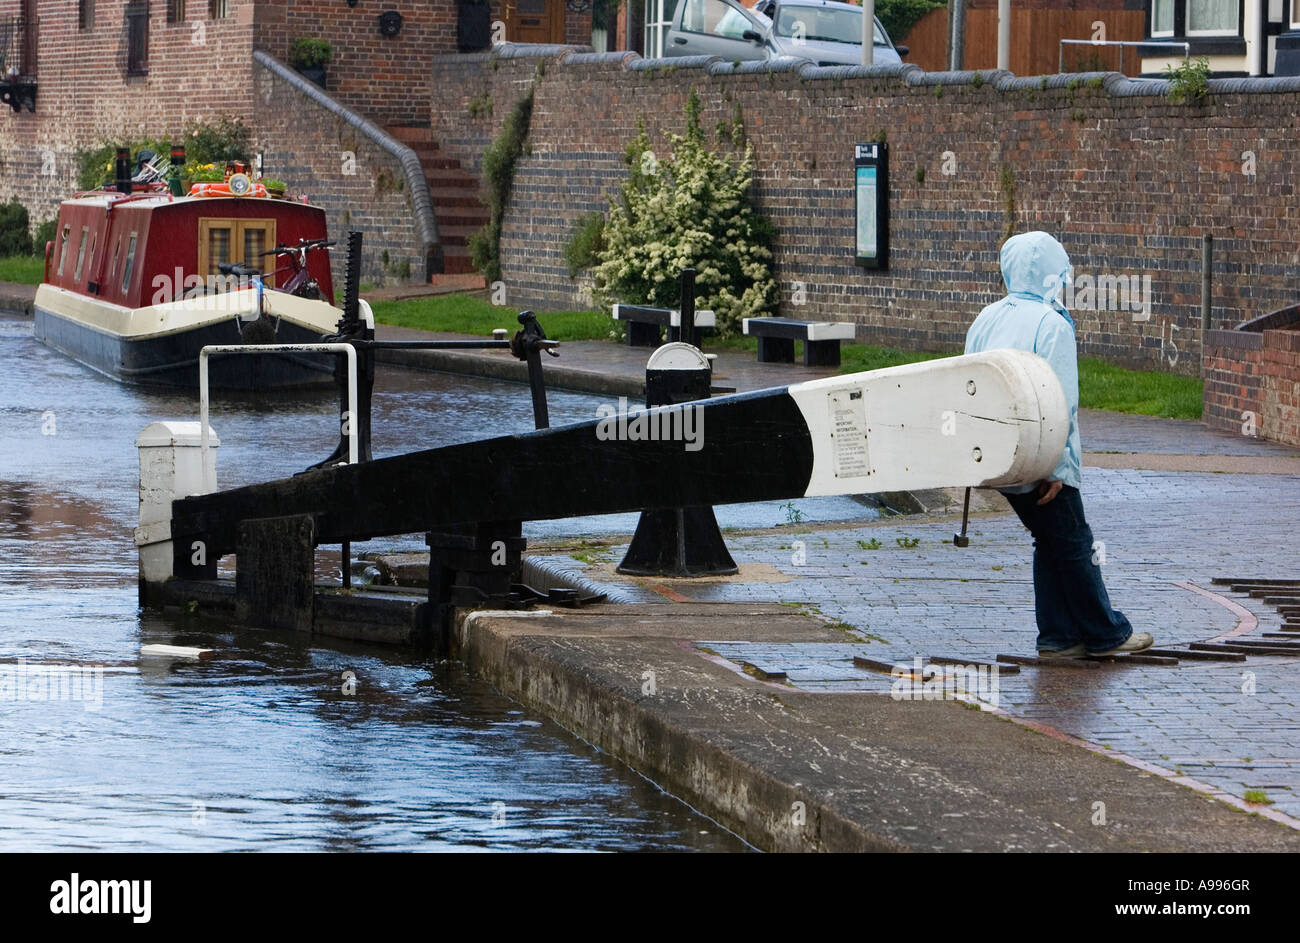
[423,311,559,649]
[618,269,737,577]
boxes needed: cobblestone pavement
[1079,409,1300,456]
[552,464,1300,821]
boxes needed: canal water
[0,314,753,851]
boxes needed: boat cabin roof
[45,192,335,308]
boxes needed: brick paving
[370,320,1300,822]
[544,457,1300,821]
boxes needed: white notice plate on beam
[828,388,870,478]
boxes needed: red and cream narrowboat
[34,177,353,390]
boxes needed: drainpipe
[1201,233,1213,333]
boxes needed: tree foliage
[874,0,945,44]
[592,90,777,335]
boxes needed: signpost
[854,142,889,269]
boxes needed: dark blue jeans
[1003,485,1133,654]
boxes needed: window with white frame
[1186,0,1238,33]
[645,0,673,58]
[1152,0,1175,35]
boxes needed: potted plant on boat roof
[261,177,288,198]
[290,37,333,88]
[182,161,223,195]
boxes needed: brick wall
[425,52,1300,375]
[1261,329,1300,446]
[254,0,464,126]
[255,1,591,126]
[0,0,256,225]
[1203,328,1263,434]
[429,51,540,176]
[0,1,590,225]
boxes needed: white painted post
[997,0,1010,71]
[136,421,219,585]
[862,0,874,66]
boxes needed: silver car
[665,0,905,67]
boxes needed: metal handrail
[1058,38,1191,75]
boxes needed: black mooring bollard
[616,341,738,577]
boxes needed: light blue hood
[966,230,1082,490]
[1000,231,1073,327]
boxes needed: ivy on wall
[468,88,535,283]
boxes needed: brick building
[0,0,592,277]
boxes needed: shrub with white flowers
[591,90,778,336]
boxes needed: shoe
[1089,632,1154,657]
[1038,643,1086,658]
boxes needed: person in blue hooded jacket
[965,231,1153,658]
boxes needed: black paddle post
[315,231,373,587]
[510,310,555,430]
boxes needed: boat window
[56,225,71,277]
[121,233,138,295]
[199,218,277,289]
[86,233,98,282]
[109,237,120,283]
[243,228,267,269]
[73,227,89,283]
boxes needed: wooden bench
[612,304,716,347]
[742,318,855,367]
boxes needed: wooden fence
[900,8,1148,76]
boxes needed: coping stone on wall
[492,41,594,60]
[1207,75,1300,93]
[476,44,1300,101]
[629,54,718,72]
[1239,304,1300,332]
[564,50,641,67]
[763,60,918,81]
[908,68,1011,87]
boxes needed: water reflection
[0,315,745,851]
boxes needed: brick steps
[441,246,479,275]
[425,169,479,189]
[386,124,488,284]
[430,272,488,291]
[386,124,435,143]
[439,215,490,231]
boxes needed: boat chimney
[115,147,132,195]
[169,143,186,196]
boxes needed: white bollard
[135,421,219,585]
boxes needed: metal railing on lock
[199,342,361,493]
[1058,38,1191,76]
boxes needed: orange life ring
[188,182,269,199]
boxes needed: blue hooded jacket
[964,231,1081,492]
